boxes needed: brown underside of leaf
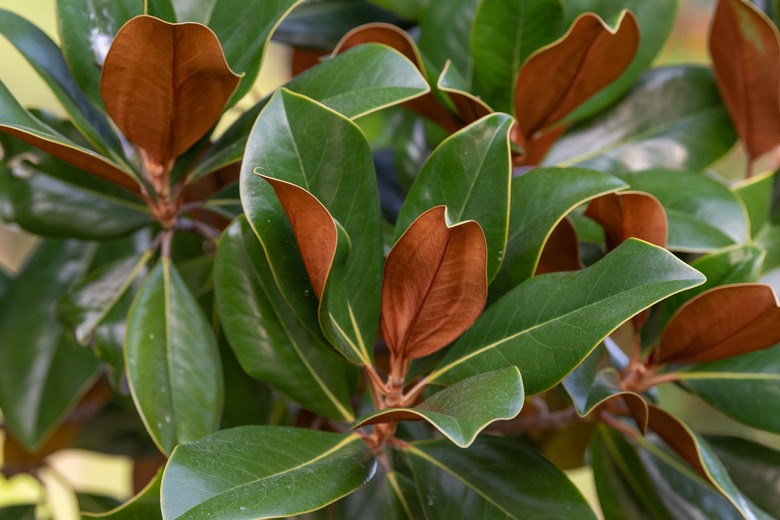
[514,11,640,139]
[291,48,328,76]
[0,125,141,194]
[512,124,569,167]
[658,283,780,364]
[356,410,425,427]
[585,192,668,251]
[710,0,780,162]
[535,217,583,275]
[261,175,337,299]
[620,393,649,434]
[647,405,708,479]
[100,15,241,167]
[382,206,487,360]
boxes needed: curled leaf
[100,15,241,168]
[585,191,668,251]
[658,283,780,365]
[534,217,583,275]
[382,206,487,360]
[647,405,707,478]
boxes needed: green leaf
[471,0,564,114]
[490,167,627,300]
[544,66,738,172]
[430,239,705,394]
[367,0,429,20]
[214,217,356,422]
[241,89,383,365]
[144,0,178,20]
[395,113,513,281]
[0,8,125,161]
[83,468,163,519]
[125,258,223,455]
[563,0,680,122]
[161,427,376,520]
[617,170,748,252]
[734,169,774,238]
[0,505,36,520]
[675,342,780,433]
[56,0,142,111]
[0,240,100,451]
[402,437,598,519]
[190,44,429,182]
[419,0,481,81]
[57,251,151,345]
[353,367,523,448]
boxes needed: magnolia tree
[2,0,780,518]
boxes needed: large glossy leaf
[0,8,124,160]
[83,468,163,520]
[214,217,355,422]
[241,89,383,366]
[161,427,376,520]
[734,169,774,237]
[354,367,523,448]
[0,240,100,451]
[617,170,748,252]
[470,0,563,114]
[710,0,780,168]
[418,0,480,81]
[100,15,240,167]
[395,114,512,281]
[402,437,598,519]
[190,43,429,182]
[125,258,223,455]
[429,239,705,394]
[544,66,738,172]
[675,342,780,433]
[490,167,626,299]
[563,0,679,122]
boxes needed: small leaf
[82,468,163,520]
[515,11,640,139]
[161,427,376,520]
[430,239,705,394]
[353,367,523,448]
[100,15,240,167]
[657,284,780,365]
[125,258,223,455]
[585,191,668,251]
[710,0,780,166]
[383,206,487,361]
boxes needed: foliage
[2,0,780,518]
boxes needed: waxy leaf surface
[430,239,705,394]
[100,15,240,166]
[355,368,523,448]
[585,191,668,251]
[125,258,223,455]
[418,0,480,81]
[734,169,774,238]
[161,427,376,520]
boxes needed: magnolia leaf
[710,0,780,167]
[383,206,487,361]
[125,258,223,455]
[402,437,599,519]
[395,113,512,281]
[418,0,481,81]
[437,61,494,126]
[430,239,705,394]
[585,191,668,251]
[657,284,780,365]
[145,0,178,20]
[83,468,163,519]
[534,217,584,275]
[161,427,376,520]
[353,368,522,448]
[734,169,774,238]
[100,15,240,167]
[515,11,639,139]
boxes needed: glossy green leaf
[144,0,178,20]
[430,239,705,394]
[0,506,36,520]
[57,251,151,345]
[395,113,513,281]
[490,167,627,300]
[56,0,142,111]
[125,258,223,455]
[83,468,163,520]
[563,0,680,122]
[0,9,125,161]
[215,217,356,422]
[190,44,429,182]
[436,61,494,125]
[402,437,598,519]
[161,427,376,519]
[545,66,738,172]
[471,0,564,114]
[675,342,780,433]
[734,169,774,238]
[418,0,481,81]
[367,0,428,20]
[0,240,100,451]
[241,89,382,365]
[617,170,748,252]
[353,367,523,448]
